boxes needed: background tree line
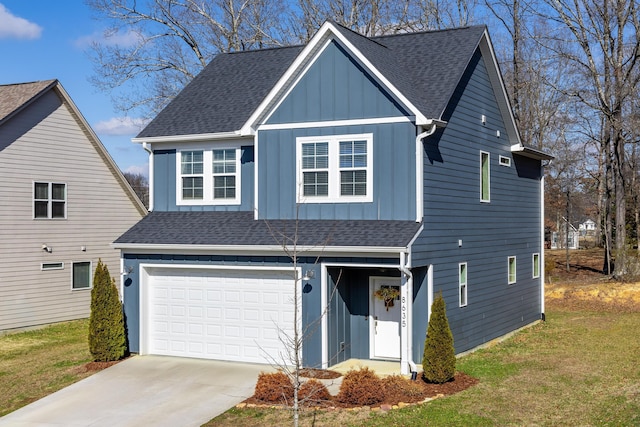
[103,0,640,278]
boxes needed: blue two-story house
[114,21,552,374]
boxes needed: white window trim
[459,262,468,307]
[33,181,67,219]
[480,151,490,203]
[71,260,92,291]
[42,262,64,271]
[532,253,540,279]
[508,256,517,284]
[176,144,242,206]
[499,155,511,167]
[296,133,373,203]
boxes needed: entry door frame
[369,276,402,360]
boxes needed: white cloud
[75,28,142,49]
[124,163,149,177]
[0,4,42,40]
[94,117,149,136]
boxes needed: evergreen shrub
[422,291,456,383]
[88,259,127,362]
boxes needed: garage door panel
[146,268,296,364]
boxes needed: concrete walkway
[0,356,272,427]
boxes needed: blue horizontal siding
[411,49,543,355]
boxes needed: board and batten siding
[0,89,144,332]
[265,40,409,124]
[257,122,416,220]
[411,49,543,354]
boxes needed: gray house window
[72,261,92,290]
[34,182,66,219]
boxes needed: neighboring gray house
[0,80,147,332]
[115,22,552,374]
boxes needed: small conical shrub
[88,259,126,362]
[422,292,456,383]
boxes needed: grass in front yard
[206,308,640,426]
[0,319,92,416]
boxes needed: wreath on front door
[373,286,400,311]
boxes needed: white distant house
[579,219,596,232]
[552,218,579,250]
[0,79,147,333]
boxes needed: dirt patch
[546,249,640,312]
[72,359,124,374]
[299,368,342,380]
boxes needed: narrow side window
[480,151,490,202]
[508,256,517,284]
[532,253,540,278]
[459,262,468,307]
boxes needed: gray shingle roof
[0,80,57,125]
[137,24,486,138]
[114,211,421,248]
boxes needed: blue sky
[0,1,149,175]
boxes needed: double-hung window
[301,142,329,197]
[34,182,66,219]
[213,149,237,199]
[297,134,373,203]
[181,151,204,200]
[177,146,241,205]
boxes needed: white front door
[370,277,401,360]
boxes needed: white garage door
[145,267,296,364]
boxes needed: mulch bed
[74,358,126,373]
[244,370,478,409]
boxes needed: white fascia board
[132,131,247,144]
[240,21,428,134]
[111,243,405,258]
[510,143,554,161]
[478,30,521,146]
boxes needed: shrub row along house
[114,21,552,374]
[0,80,146,332]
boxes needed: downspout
[142,142,154,212]
[415,124,438,222]
[399,251,417,379]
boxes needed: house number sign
[401,295,407,328]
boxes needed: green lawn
[0,319,93,416]
[1,306,639,426]
[207,307,640,426]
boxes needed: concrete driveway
[0,355,272,427]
